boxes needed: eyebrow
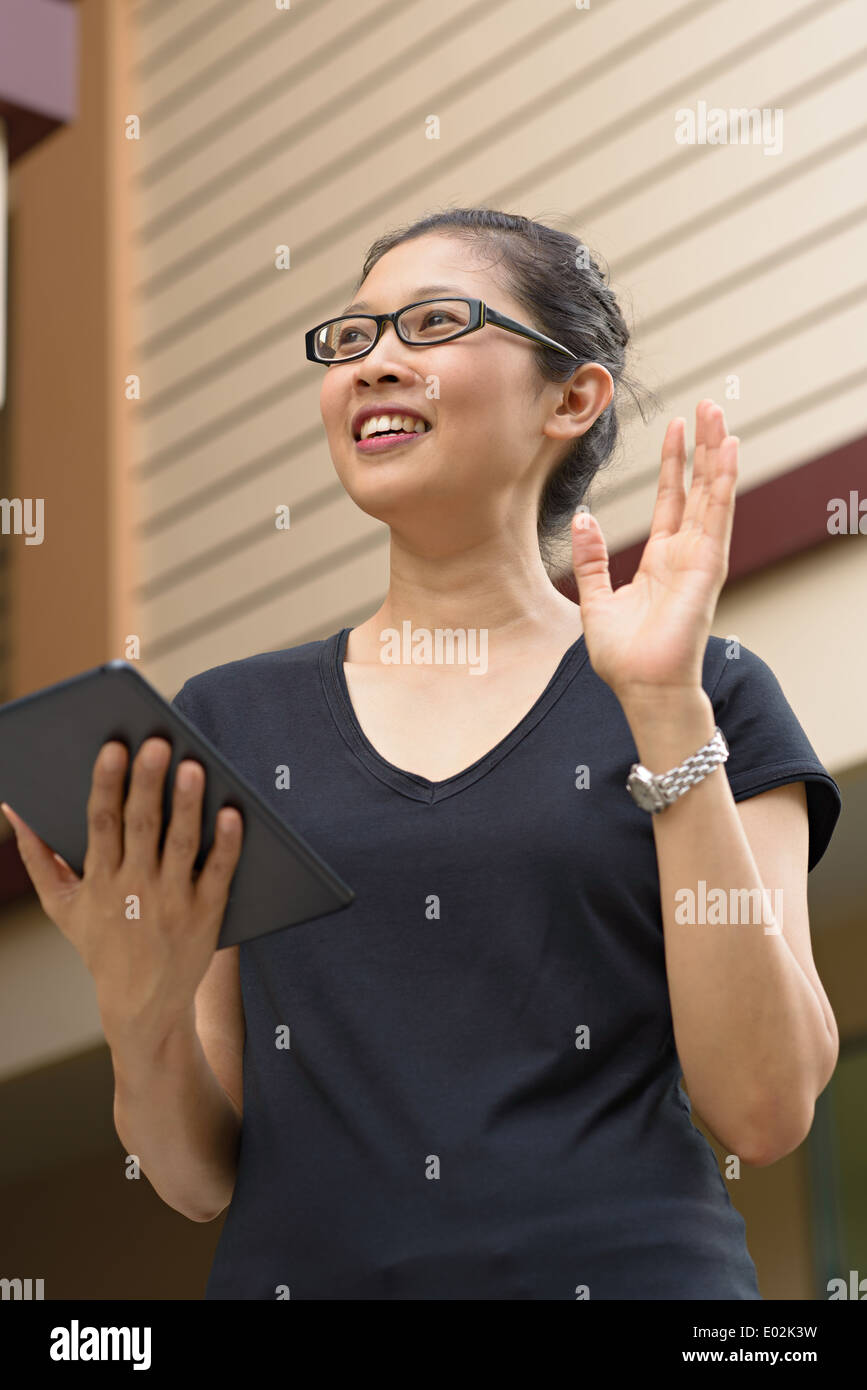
[339,284,470,315]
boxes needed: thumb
[1,803,79,911]
[571,507,613,608]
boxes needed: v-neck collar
[319,626,590,804]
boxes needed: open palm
[571,399,739,698]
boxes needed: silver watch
[626,725,729,813]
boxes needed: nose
[352,320,416,384]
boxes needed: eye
[420,309,457,329]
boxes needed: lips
[355,427,430,455]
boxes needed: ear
[542,362,614,445]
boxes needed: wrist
[620,687,717,776]
[616,679,707,712]
[103,1002,198,1070]
[109,1025,201,1106]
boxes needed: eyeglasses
[304,297,578,365]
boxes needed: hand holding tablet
[0,662,354,962]
[3,734,246,1049]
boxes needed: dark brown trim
[0,101,62,163]
[555,432,866,602]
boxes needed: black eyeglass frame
[304,297,579,365]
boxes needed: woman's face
[318,233,587,549]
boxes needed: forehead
[346,233,510,313]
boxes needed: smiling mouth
[354,414,432,442]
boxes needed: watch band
[626,726,729,813]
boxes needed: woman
[3,208,842,1300]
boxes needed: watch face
[628,769,660,812]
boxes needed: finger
[83,741,129,878]
[571,507,613,609]
[702,435,739,562]
[194,807,244,925]
[160,758,206,885]
[1,801,79,915]
[647,417,688,540]
[682,399,718,530]
[694,404,731,534]
[122,737,173,876]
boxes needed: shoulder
[700,633,778,701]
[171,635,334,730]
[700,632,815,762]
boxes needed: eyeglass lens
[314,299,472,361]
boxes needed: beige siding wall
[128,0,867,707]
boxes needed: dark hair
[356,207,661,575]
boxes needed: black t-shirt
[172,628,841,1300]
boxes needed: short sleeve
[706,642,842,872]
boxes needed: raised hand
[570,399,738,700]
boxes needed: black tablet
[0,660,355,948]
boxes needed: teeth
[359,413,429,440]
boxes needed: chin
[347,467,443,524]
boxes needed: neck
[348,522,582,664]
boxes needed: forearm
[110,1018,241,1222]
[622,686,834,1163]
